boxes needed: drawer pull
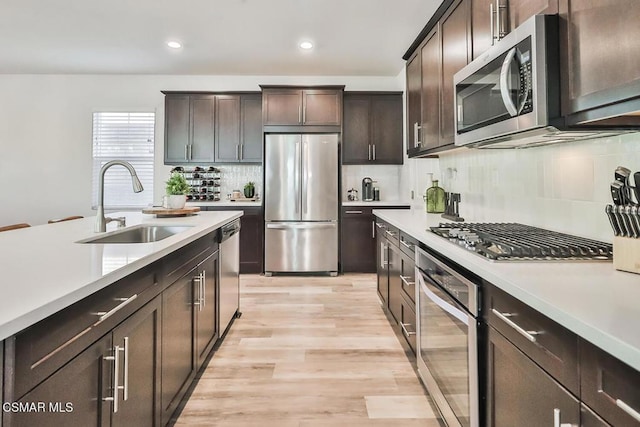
[491,308,541,343]
[617,399,640,423]
[400,240,415,250]
[400,275,415,287]
[375,223,386,229]
[345,210,363,214]
[385,230,397,237]
[95,294,138,323]
[401,323,416,337]
[553,408,573,427]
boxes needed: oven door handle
[499,47,519,117]
[418,272,469,325]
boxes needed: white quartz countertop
[0,211,242,341]
[373,208,640,372]
[187,200,262,207]
[342,201,411,207]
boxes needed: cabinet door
[6,336,112,427]
[471,0,494,59]
[239,94,263,163]
[161,268,197,425]
[195,252,218,368]
[340,209,376,273]
[239,208,264,274]
[486,326,580,427]
[342,95,371,164]
[376,231,389,304]
[420,27,441,151]
[387,243,403,323]
[190,96,215,163]
[263,90,303,125]
[371,94,403,164]
[164,95,190,164]
[214,95,241,162]
[303,90,342,125]
[509,0,558,30]
[560,0,640,116]
[406,51,422,152]
[581,404,612,427]
[440,0,471,146]
[111,296,161,427]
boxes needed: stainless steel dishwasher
[219,219,241,335]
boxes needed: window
[92,112,155,209]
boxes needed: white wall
[437,133,640,242]
[0,74,402,226]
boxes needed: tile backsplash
[438,133,640,242]
[342,165,404,201]
[218,165,262,199]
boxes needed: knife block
[613,236,640,274]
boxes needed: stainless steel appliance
[362,177,374,201]
[264,134,339,274]
[416,247,480,427]
[453,15,625,149]
[219,219,240,334]
[430,223,613,261]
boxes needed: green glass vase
[425,180,445,213]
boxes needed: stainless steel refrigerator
[264,134,339,275]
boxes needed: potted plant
[244,181,255,199]
[165,172,189,209]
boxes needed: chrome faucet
[95,160,144,232]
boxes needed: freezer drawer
[265,222,338,272]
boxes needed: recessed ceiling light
[167,41,182,49]
[299,41,313,50]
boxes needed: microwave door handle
[499,47,519,117]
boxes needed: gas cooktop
[430,223,613,261]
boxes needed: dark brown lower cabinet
[387,243,403,323]
[161,266,197,426]
[486,326,580,427]
[195,252,218,367]
[341,208,376,273]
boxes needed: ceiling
[0,0,442,76]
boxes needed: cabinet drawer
[580,339,640,426]
[399,292,416,355]
[399,250,416,304]
[8,263,160,400]
[486,285,579,395]
[162,232,217,286]
[341,207,373,216]
[399,231,418,259]
[581,404,612,427]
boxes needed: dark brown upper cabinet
[343,92,403,165]
[165,94,215,164]
[164,92,262,165]
[406,0,471,157]
[559,0,640,126]
[262,87,343,126]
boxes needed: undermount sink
[78,225,193,244]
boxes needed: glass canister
[424,180,446,213]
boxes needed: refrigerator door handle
[303,139,309,214]
[295,140,300,214]
[266,223,337,230]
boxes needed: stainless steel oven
[415,247,480,427]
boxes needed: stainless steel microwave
[453,15,624,149]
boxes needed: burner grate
[430,222,613,261]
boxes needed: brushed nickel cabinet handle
[185,145,189,160]
[400,240,415,251]
[490,3,495,45]
[372,220,375,239]
[368,144,371,160]
[201,270,206,309]
[491,308,541,343]
[385,230,397,237]
[616,399,640,423]
[122,337,129,401]
[401,323,416,337]
[375,223,386,229]
[193,272,203,309]
[298,105,302,124]
[345,210,363,214]
[553,408,573,427]
[400,275,415,287]
[239,144,243,160]
[372,144,376,160]
[103,345,122,412]
[236,144,239,160]
[95,295,138,324]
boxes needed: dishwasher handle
[220,220,241,242]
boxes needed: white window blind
[92,112,155,209]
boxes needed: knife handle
[606,205,621,236]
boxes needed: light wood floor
[175,274,443,427]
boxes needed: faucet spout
[95,160,144,233]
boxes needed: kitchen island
[0,210,241,427]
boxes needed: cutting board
[141,206,200,217]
